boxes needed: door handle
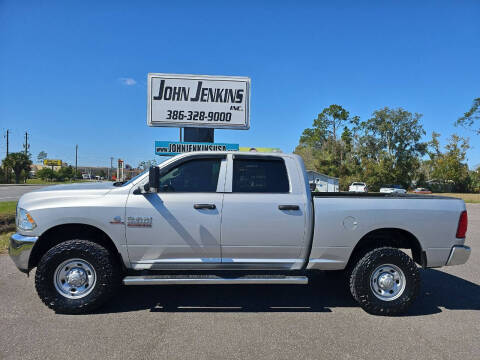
[194,204,216,210]
[278,205,300,211]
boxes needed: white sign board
[147,73,250,129]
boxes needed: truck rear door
[220,154,308,269]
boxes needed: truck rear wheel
[35,240,121,314]
[349,247,420,315]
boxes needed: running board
[123,275,308,285]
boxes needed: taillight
[456,211,468,238]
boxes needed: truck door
[220,155,308,269]
[125,155,226,269]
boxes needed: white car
[348,182,368,192]
[380,185,407,194]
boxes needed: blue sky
[1,0,479,168]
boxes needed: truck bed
[308,192,465,270]
[312,192,458,200]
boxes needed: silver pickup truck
[10,152,471,315]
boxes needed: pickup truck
[10,152,471,315]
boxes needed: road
[0,185,47,202]
[0,205,478,360]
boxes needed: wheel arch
[28,223,124,271]
[347,227,426,269]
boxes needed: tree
[357,107,426,190]
[2,152,32,184]
[295,105,362,190]
[428,134,470,192]
[456,97,480,134]
[57,166,74,181]
[138,159,158,170]
[37,151,48,163]
[299,104,350,149]
[469,168,480,193]
[37,167,56,181]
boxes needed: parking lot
[0,204,478,360]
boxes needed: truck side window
[232,158,289,193]
[158,158,221,192]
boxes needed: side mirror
[148,166,160,192]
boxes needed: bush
[36,168,57,181]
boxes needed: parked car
[380,184,407,194]
[10,151,470,315]
[348,182,368,192]
[413,187,432,194]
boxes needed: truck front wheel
[349,247,420,315]
[35,240,121,314]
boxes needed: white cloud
[119,77,137,86]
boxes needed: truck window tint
[233,159,289,193]
[158,159,221,192]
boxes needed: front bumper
[9,233,38,273]
[446,245,471,266]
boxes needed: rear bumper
[446,245,471,266]
[9,233,38,273]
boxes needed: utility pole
[5,129,9,157]
[4,130,9,183]
[110,157,114,180]
[75,144,78,179]
[24,131,29,156]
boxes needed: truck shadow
[95,269,480,316]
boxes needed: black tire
[35,240,121,314]
[349,247,420,316]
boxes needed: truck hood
[17,182,116,210]
[32,182,115,192]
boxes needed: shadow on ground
[93,269,479,316]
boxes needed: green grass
[26,178,64,185]
[434,193,480,203]
[0,231,13,254]
[0,201,17,216]
[26,179,91,185]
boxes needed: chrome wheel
[370,264,406,301]
[53,259,96,299]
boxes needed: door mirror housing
[148,166,160,192]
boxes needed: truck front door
[125,155,226,269]
[220,155,308,269]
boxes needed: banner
[239,147,282,153]
[155,141,239,156]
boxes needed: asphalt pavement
[0,205,478,360]
[0,185,47,202]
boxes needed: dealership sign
[43,159,62,166]
[155,141,239,156]
[147,73,250,129]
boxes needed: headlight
[17,207,37,230]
